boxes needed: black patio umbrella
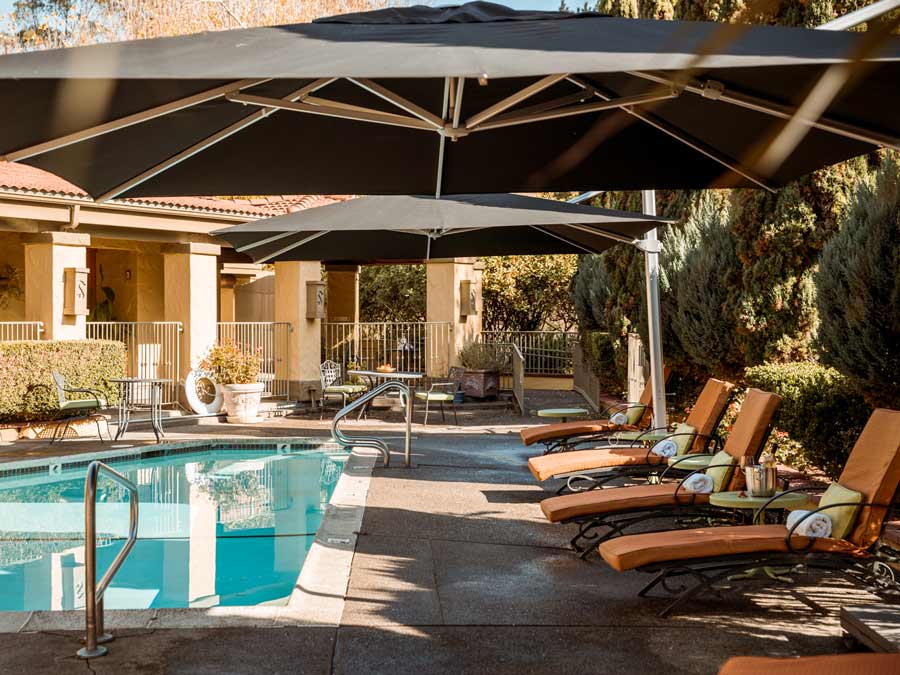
[212,193,672,263]
[0,2,897,201]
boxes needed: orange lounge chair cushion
[718,654,900,675]
[598,524,861,572]
[528,447,664,482]
[540,483,709,523]
[519,420,637,446]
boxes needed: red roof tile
[0,162,348,218]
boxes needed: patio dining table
[110,377,167,443]
[347,369,424,421]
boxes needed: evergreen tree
[816,155,900,407]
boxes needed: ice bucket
[744,465,777,498]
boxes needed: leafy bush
[459,342,510,371]
[579,330,625,395]
[816,155,900,408]
[745,361,871,479]
[0,340,125,423]
[200,339,261,385]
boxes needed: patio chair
[527,378,736,492]
[539,388,780,555]
[415,382,459,426]
[596,408,900,618]
[519,367,672,454]
[49,371,109,443]
[718,654,900,675]
[319,360,368,419]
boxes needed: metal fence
[491,342,526,414]
[480,330,578,376]
[0,321,44,341]
[322,321,453,377]
[217,322,292,398]
[86,322,183,406]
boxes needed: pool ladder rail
[331,380,413,468]
[77,461,140,659]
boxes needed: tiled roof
[0,163,347,218]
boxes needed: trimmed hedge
[0,340,125,423]
[744,361,871,479]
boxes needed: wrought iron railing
[0,321,44,341]
[86,322,182,406]
[217,322,292,398]
[322,321,452,377]
[479,330,577,376]
[491,342,526,414]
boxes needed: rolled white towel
[610,411,628,426]
[682,473,714,494]
[651,439,678,458]
[786,510,833,538]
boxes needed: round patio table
[537,407,588,424]
[110,377,168,443]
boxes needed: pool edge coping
[0,444,378,634]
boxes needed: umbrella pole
[641,190,668,428]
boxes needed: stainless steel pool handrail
[330,380,413,468]
[77,461,139,659]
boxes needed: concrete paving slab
[332,624,845,675]
[341,535,442,627]
[0,627,336,675]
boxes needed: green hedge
[744,361,871,479]
[0,340,125,423]
[580,330,625,396]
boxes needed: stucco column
[163,243,220,398]
[324,264,360,323]
[24,231,90,340]
[219,274,237,322]
[426,258,482,375]
[274,261,323,402]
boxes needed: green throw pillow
[819,482,863,540]
[704,450,736,493]
[625,404,646,426]
[673,423,697,456]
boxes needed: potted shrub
[200,340,264,423]
[457,342,507,399]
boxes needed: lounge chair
[597,408,900,617]
[519,367,672,454]
[539,388,780,555]
[718,654,900,675]
[527,377,735,492]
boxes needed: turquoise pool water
[0,443,347,611]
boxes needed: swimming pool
[0,440,348,612]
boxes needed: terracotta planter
[459,369,499,399]
[221,382,265,423]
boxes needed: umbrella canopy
[213,193,671,263]
[0,2,897,200]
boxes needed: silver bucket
[744,465,777,498]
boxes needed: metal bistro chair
[319,360,368,419]
[49,372,109,443]
[415,382,460,426]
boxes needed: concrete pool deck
[0,414,886,674]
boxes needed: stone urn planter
[200,339,264,424]
[221,382,266,423]
[456,343,507,400]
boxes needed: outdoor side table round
[110,377,168,443]
[709,490,811,524]
[537,408,588,424]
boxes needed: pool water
[0,446,347,611]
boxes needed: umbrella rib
[435,77,451,198]
[226,92,435,131]
[567,76,777,192]
[256,231,328,264]
[469,89,679,132]
[95,80,335,202]
[529,225,598,254]
[1,78,269,163]
[347,78,444,129]
[464,73,569,129]
[627,70,900,150]
[562,222,641,245]
[234,230,299,252]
